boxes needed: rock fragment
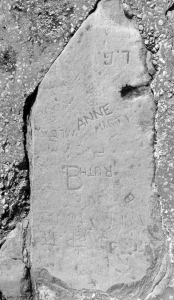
[0,223,24,299]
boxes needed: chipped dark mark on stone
[86,24,92,31]
[165,3,174,17]
[122,3,134,19]
[120,84,151,99]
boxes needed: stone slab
[30,0,159,292]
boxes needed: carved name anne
[78,103,113,129]
[31,0,156,293]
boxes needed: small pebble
[167,93,173,98]
[152,60,157,65]
[158,19,164,26]
[139,25,144,31]
[2,198,6,205]
[3,204,8,210]
[0,182,4,188]
[159,57,165,64]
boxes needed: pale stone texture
[0,223,24,298]
[30,0,164,293]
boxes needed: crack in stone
[20,220,33,298]
[20,87,40,299]
[23,86,39,158]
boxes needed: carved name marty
[78,103,113,130]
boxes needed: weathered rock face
[0,223,24,299]
[29,0,165,296]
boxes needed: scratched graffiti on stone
[30,0,160,292]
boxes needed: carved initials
[104,52,113,65]
[102,50,130,65]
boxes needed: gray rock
[0,223,24,299]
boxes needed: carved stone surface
[30,0,163,293]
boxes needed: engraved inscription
[95,115,129,133]
[31,0,156,291]
[36,111,128,143]
[124,193,135,203]
[98,50,130,65]
[48,130,58,151]
[94,148,105,157]
[104,52,113,65]
[78,103,113,130]
[122,50,130,64]
[62,164,114,190]
[64,165,83,191]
